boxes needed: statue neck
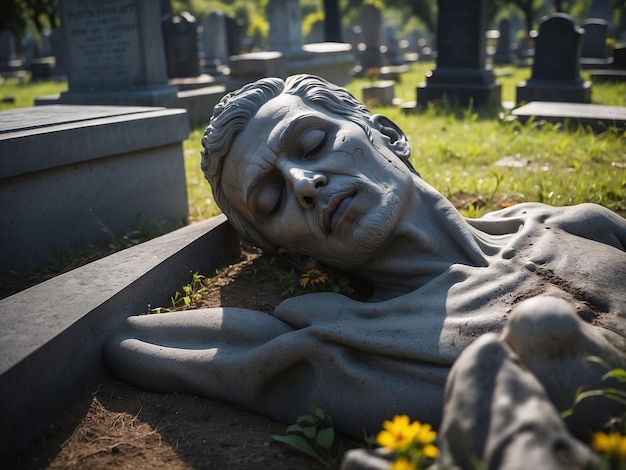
[356,184,497,300]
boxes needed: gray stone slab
[512,101,626,131]
[0,105,191,275]
[0,215,241,463]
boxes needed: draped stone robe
[105,202,626,437]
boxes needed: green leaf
[316,427,335,449]
[301,425,317,439]
[271,434,318,458]
[603,368,626,382]
[314,407,327,420]
[286,423,305,434]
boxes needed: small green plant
[562,357,626,469]
[147,271,207,314]
[271,406,340,469]
[170,271,207,308]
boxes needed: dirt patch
[14,251,361,470]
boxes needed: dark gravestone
[56,0,176,106]
[590,44,626,82]
[225,14,244,56]
[580,18,611,69]
[358,4,385,72]
[323,0,343,42]
[417,0,501,108]
[516,14,591,104]
[0,30,25,77]
[162,11,200,78]
[492,18,513,65]
[201,11,230,76]
[613,45,626,69]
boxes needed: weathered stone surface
[0,215,241,462]
[0,105,190,275]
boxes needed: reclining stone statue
[105,74,626,467]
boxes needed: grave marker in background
[162,11,201,79]
[580,18,612,69]
[516,13,591,104]
[492,18,513,65]
[417,0,501,108]
[202,11,230,76]
[54,0,177,106]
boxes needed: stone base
[287,42,357,86]
[29,56,55,81]
[34,86,225,127]
[590,69,626,82]
[417,81,502,108]
[169,74,216,91]
[51,85,178,107]
[362,80,395,106]
[176,85,227,127]
[580,57,613,69]
[417,67,502,108]
[516,80,592,104]
[0,215,241,463]
[0,105,190,276]
[512,101,626,132]
[227,51,287,92]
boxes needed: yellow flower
[592,431,626,460]
[390,456,417,470]
[299,269,328,288]
[414,422,439,458]
[377,415,420,451]
[378,415,439,461]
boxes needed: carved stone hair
[201,74,404,254]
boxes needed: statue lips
[324,190,356,234]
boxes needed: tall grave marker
[55,0,176,106]
[417,0,501,108]
[516,14,591,104]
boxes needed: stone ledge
[0,105,191,275]
[0,105,190,179]
[512,101,626,131]
[0,215,241,463]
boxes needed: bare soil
[15,251,360,470]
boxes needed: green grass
[2,62,625,225]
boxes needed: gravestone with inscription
[54,0,177,106]
[516,14,591,104]
[417,0,501,108]
[580,18,611,69]
[162,11,201,79]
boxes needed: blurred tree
[1,0,58,37]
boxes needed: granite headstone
[55,0,176,106]
[580,18,611,68]
[417,0,501,108]
[202,11,230,75]
[492,18,513,65]
[516,13,591,104]
[162,11,201,79]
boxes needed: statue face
[220,94,415,268]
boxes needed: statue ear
[371,114,411,160]
[277,248,320,272]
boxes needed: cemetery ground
[2,62,626,468]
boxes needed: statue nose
[288,167,327,208]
